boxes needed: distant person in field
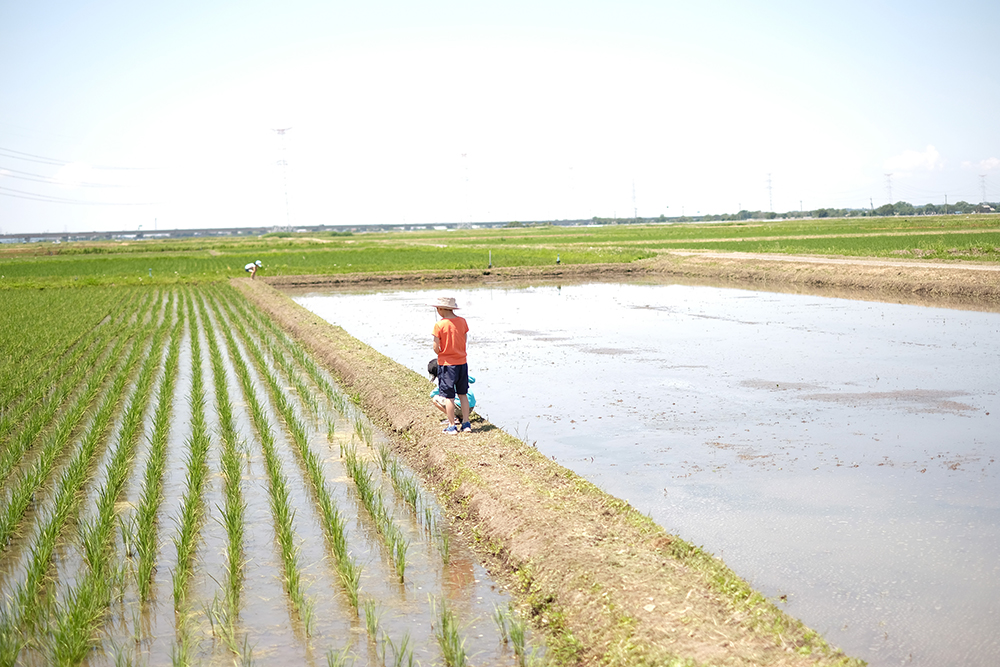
[427,359,476,427]
[244,260,262,279]
[431,296,472,434]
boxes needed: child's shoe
[460,421,472,433]
[443,425,458,435]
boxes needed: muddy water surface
[295,281,1000,667]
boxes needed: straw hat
[430,296,459,310]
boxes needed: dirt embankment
[235,275,866,667]
[264,249,1000,311]
[648,251,1000,308]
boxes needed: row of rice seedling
[0,310,152,665]
[47,297,172,664]
[372,438,457,568]
[0,318,137,551]
[133,296,184,603]
[340,443,409,582]
[216,283,356,431]
[0,288,147,456]
[237,305,321,419]
[170,291,213,612]
[196,293,246,631]
[209,294,314,632]
[207,289,364,608]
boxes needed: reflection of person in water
[244,260,262,279]
[427,359,476,426]
[443,541,477,601]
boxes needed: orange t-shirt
[433,315,468,366]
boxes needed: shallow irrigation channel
[0,283,536,666]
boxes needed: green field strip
[1,215,998,288]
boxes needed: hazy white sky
[1,0,998,233]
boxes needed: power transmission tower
[767,173,773,212]
[632,180,637,223]
[461,153,469,225]
[273,128,292,230]
[884,173,893,205]
[980,174,987,203]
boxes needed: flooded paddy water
[295,280,1000,667]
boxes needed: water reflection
[294,282,999,667]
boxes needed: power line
[0,185,152,205]
[0,146,155,170]
[0,166,127,188]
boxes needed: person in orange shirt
[430,296,471,434]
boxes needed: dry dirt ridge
[264,249,1000,311]
[235,254,937,667]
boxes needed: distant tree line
[588,200,996,225]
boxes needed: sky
[1,0,998,234]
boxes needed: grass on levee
[2,213,997,287]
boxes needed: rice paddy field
[2,213,999,289]
[1,213,998,665]
[0,283,533,666]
